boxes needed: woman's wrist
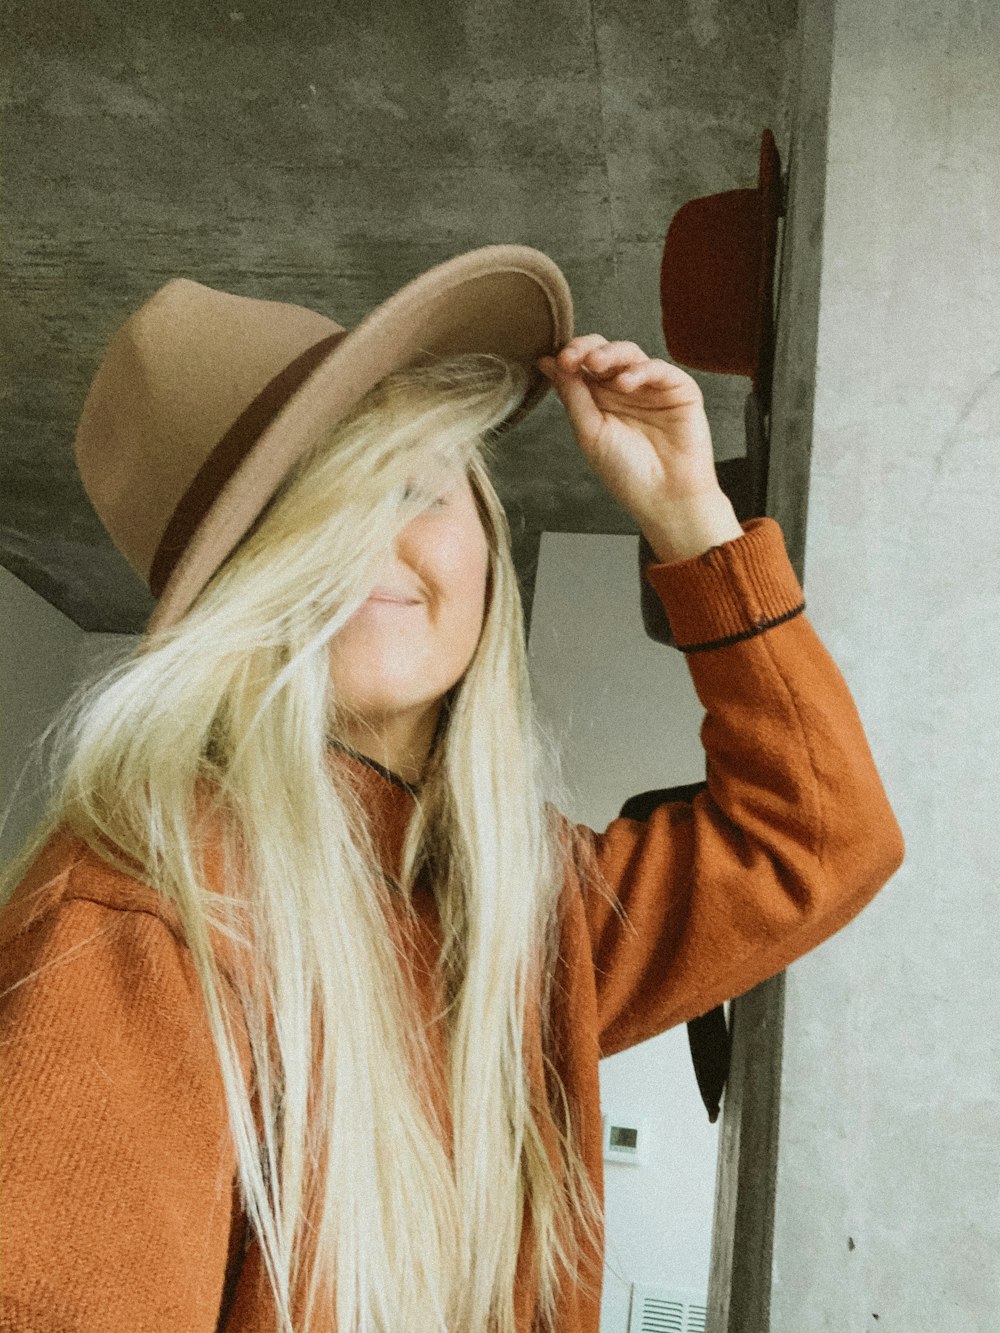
[638,489,745,564]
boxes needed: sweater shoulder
[0,825,241,998]
[0,825,182,938]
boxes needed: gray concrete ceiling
[0,0,796,637]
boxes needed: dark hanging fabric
[617,780,731,1123]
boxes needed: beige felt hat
[72,244,574,646]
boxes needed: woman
[0,250,904,1333]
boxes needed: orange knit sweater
[0,516,905,1333]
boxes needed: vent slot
[627,1282,708,1333]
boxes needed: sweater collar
[326,737,422,796]
[326,739,428,894]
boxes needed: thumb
[537,356,605,445]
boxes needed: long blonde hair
[0,350,623,1333]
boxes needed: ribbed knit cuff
[642,516,805,653]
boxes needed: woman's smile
[363,604,420,616]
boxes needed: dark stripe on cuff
[676,601,806,654]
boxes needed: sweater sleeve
[572,516,906,1059]
[0,894,242,1333]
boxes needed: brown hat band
[148,330,347,600]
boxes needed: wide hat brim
[141,244,574,647]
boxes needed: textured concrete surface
[767,1,1000,1330]
[0,0,796,634]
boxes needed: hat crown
[73,278,345,584]
[659,126,782,405]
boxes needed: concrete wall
[0,562,136,865]
[766,0,1000,1328]
[0,0,797,635]
[529,530,721,1332]
[0,564,86,864]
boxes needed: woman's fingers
[555,334,611,370]
[572,341,650,377]
[540,336,650,384]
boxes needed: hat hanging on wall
[639,127,785,649]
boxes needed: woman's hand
[537,335,744,561]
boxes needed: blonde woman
[0,248,904,1333]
